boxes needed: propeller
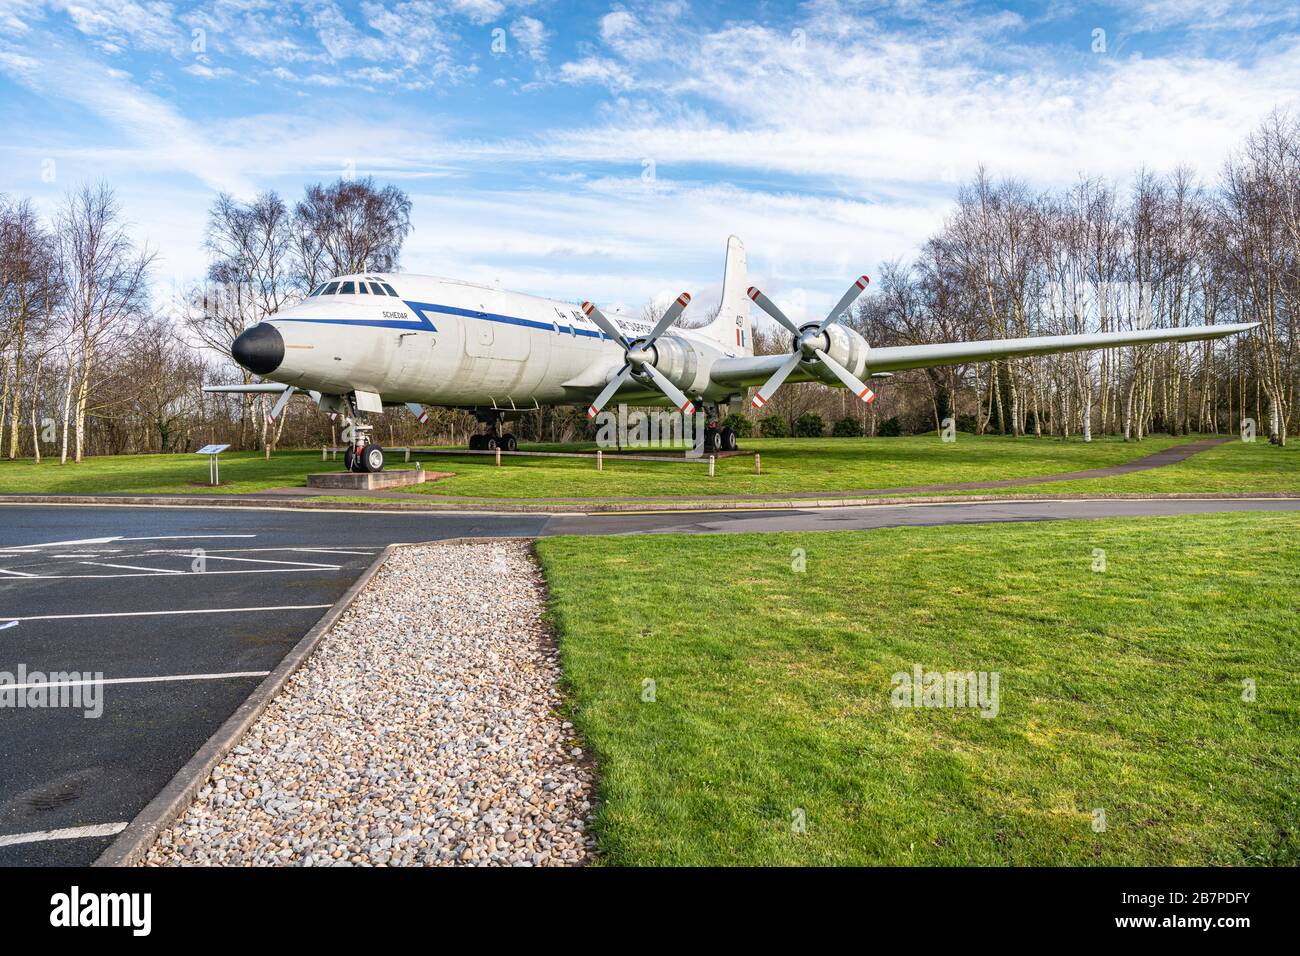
[582,292,696,419]
[747,276,874,409]
[267,385,296,423]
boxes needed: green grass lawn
[402,434,1202,499]
[0,434,1292,499]
[536,512,1300,865]
[0,449,336,495]
[986,438,1300,497]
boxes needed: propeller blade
[644,292,692,345]
[746,286,801,337]
[267,386,295,422]
[581,301,631,350]
[586,364,634,419]
[819,275,871,330]
[640,362,696,416]
[814,349,875,403]
[750,351,803,409]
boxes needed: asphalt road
[2,496,1297,865]
[0,506,545,865]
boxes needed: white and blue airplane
[206,236,1257,472]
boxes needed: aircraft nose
[231,323,284,375]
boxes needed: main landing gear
[468,412,517,451]
[699,404,739,454]
[469,433,517,451]
[700,425,737,454]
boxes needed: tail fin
[698,235,752,356]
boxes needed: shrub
[793,412,825,437]
[758,415,788,438]
[720,412,752,438]
[878,416,903,437]
[832,416,864,437]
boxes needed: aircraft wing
[202,383,292,393]
[709,322,1258,389]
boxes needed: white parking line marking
[1,568,340,580]
[9,534,257,551]
[195,554,341,570]
[81,561,184,574]
[2,604,332,622]
[143,546,373,556]
[0,568,36,577]
[0,823,128,848]
[0,621,16,630]
[284,548,378,556]
[0,671,270,692]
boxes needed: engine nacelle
[647,335,702,391]
[805,323,870,384]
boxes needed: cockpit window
[338,281,355,294]
[368,282,385,295]
[381,283,399,297]
[357,282,370,294]
[309,283,325,297]
[322,281,340,295]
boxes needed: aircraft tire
[721,428,738,451]
[502,433,518,451]
[469,435,484,451]
[361,444,385,473]
[484,436,499,451]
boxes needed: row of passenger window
[310,279,400,298]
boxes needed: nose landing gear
[342,418,385,472]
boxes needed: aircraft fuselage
[251,273,745,410]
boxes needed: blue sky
[2,0,1299,320]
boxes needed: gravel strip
[144,540,595,867]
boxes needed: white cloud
[183,61,232,78]
[559,55,633,90]
[56,0,183,54]
[5,0,1300,318]
[509,15,547,61]
[450,0,502,26]
[550,6,1300,191]
[0,31,254,195]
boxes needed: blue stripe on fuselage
[273,300,613,340]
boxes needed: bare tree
[0,198,58,457]
[55,184,154,463]
[292,177,413,288]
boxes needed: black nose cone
[231,323,284,375]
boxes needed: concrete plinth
[307,469,427,490]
